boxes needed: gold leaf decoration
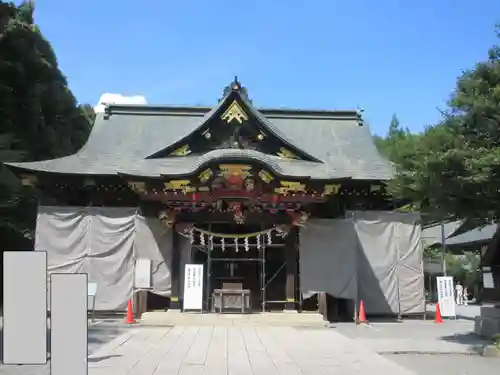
[277,147,298,159]
[218,164,252,179]
[128,181,146,194]
[164,180,195,193]
[324,184,341,195]
[259,170,274,183]
[198,168,213,183]
[274,181,306,194]
[169,144,191,156]
[221,100,248,124]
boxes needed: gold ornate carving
[324,184,341,195]
[277,147,298,159]
[274,181,306,195]
[218,164,252,179]
[258,170,274,183]
[128,181,146,194]
[20,174,37,187]
[221,100,248,124]
[169,144,191,156]
[198,168,213,183]
[164,180,195,193]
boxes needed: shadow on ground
[0,320,130,362]
[439,332,489,354]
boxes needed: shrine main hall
[5,78,425,320]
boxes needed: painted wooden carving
[323,184,341,195]
[169,144,191,156]
[128,181,146,194]
[164,180,195,193]
[258,170,274,184]
[274,181,306,194]
[277,147,298,159]
[198,168,213,183]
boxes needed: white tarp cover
[299,211,425,316]
[35,206,188,311]
[299,219,358,301]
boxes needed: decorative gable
[146,78,320,162]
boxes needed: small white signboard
[134,258,152,289]
[183,264,204,311]
[436,276,456,318]
[483,272,494,289]
[87,282,97,297]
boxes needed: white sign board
[134,258,152,289]
[87,282,97,297]
[183,264,204,311]
[436,276,456,318]
[483,272,494,289]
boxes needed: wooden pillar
[170,225,182,310]
[284,227,298,310]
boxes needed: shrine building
[5,78,425,319]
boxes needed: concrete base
[483,344,500,358]
[140,311,326,327]
[474,306,500,339]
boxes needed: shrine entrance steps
[139,310,326,327]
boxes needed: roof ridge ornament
[220,76,251,102]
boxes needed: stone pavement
[332,319,489,355]
[0,319,130,375]
[88,325,417,374]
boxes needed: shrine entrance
[189,223,293,312]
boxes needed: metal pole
[440,221,447,275]
[206,224,212,312]
[262,236,266,312]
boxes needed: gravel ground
[0,319,131,374]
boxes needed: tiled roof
[4,88,394,180]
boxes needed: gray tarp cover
[35,206,189,310]
[300,211,425,315]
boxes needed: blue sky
[33,0,499,135]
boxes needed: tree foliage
[376,25,500,225]
[0,1,94,246]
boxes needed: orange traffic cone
[434,303,444,324]
[358,300,367,324]
[125,299,136,324]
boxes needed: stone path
[89,325,417,374]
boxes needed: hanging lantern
[221,237,225,252]
[244,237,249,252]
[234,238,239,252]
[256,234,261,249]
[266,231,272,245]
[189,229,194,244]
[200,232,206,246]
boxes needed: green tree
[375,26,500,224]
[0,1,95,244]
